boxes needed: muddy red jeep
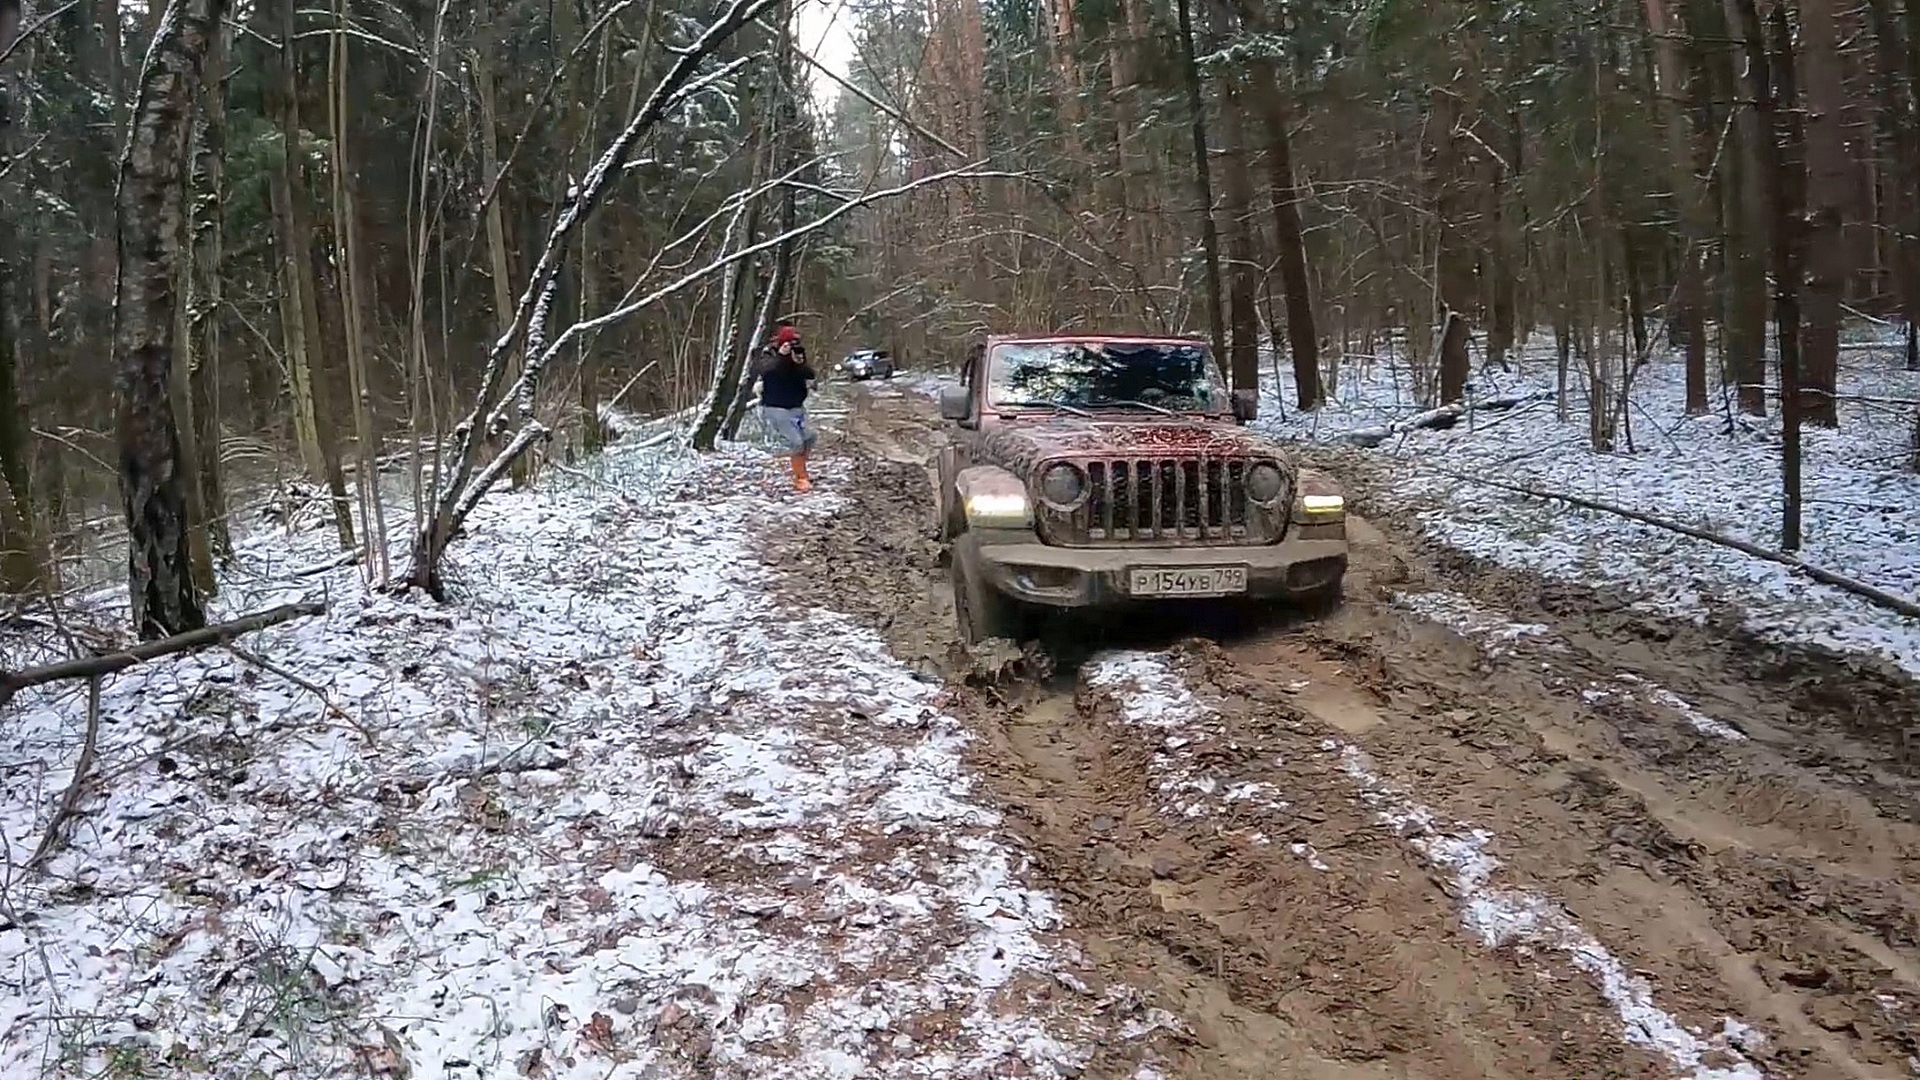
[935,334,1350,643]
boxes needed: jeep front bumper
[961,536,1348,609]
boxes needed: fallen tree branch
[23,676,101,872]
[1429,469,1920,621]
[0,602,327,707]
[1340,391,1552,447]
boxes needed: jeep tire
[951,540,1026,644]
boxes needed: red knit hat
[773,325,800,345]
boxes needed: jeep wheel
[952,549,1025,644]
[1292,576,1345,617]
[936,485,965,543]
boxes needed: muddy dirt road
[762,380,1920,1080]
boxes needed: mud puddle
[754,384,1920,1080]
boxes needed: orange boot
[790,452,813,493]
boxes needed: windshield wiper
[1006,400,1094,417]
[1106,398,1179,416]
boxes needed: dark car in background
[840,348,897,381]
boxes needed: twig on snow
[23,677,102,873]
[0,602,328,707]
[224,643,379,748]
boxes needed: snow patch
[1083,653,1324,868]
[1267,336,1920,679]
[1079,646,1767,1078]
[1,435,1166,1077]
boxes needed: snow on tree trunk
[114,0,228,638]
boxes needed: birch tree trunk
[115,0,229,638]
[186,18,230,560]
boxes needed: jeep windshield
[986,340,1228,414]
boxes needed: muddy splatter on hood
[974,415,1284,482]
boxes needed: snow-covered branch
[405,0,783,596]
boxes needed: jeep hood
[979,415,1281,480]
[1007,416,1272,457]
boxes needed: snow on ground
[1,432,1167,1078]
[1259,330,1920,678]
[1084,650,1767,1080]
[1080,655,1317,863]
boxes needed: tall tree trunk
[268,0,353,550]
[1217,72,1260,393]
[0,0,45,594]
[723,9,798,441]
[1799,0,1849,427]
[1719,0,1771,413]
[331,0,387,578]
[115,0,229,639]
[1864,0,1920,372]
[1426,88,1472,404]
[1482,132,1519,373]
[186,19,230,560]
[1731,0,1805,549]
[475,53,526,487]
[168,236,215,595]
[692,64,769,453]
[1242,28,1319,409]
[1174,0,1225,359]
[1643,0,1712,413]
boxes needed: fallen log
[1339,391,1552,448]
[0,601,327,707]
[1430,469,1920,621]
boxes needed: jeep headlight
[1247,462,1286,503]
[1299,493,1344,516]
[964,491,1032,527]
[1039,463,1086,507]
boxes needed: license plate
[1127,566,1248,597]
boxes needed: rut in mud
[757,382,1920,1080]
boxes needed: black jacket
[753,344,815,409]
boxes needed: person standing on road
[753,324,818,493]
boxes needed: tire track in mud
[762,385,1920,1080]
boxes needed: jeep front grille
[1038,458,1287,546]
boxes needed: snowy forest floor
[7,370,1920,1080]
[1257,330,1920,682]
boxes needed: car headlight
[1299,493,1344,515]
[965,491,1031,527]
[1247,462,1286,503]
[1039,463,1086,507]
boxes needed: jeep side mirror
[939,385,972,422]
[1230,388,1259,424]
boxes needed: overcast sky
[792,0,859,107]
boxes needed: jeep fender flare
[951,464,1027,533]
